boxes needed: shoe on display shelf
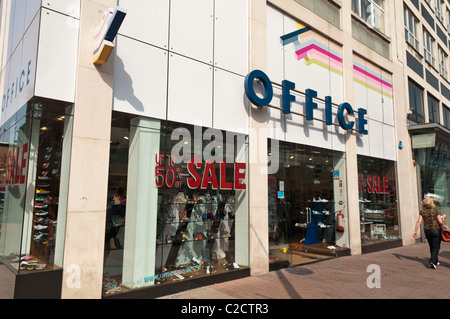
[35,210,48,216]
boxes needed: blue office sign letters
[244,69,368,135]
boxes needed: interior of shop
[268,142,348,267]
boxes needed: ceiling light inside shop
[57,116,65,121]
[123,136,129,140]
[40,126,48,131]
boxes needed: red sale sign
[155,154,246,190]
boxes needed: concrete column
[61,0,116,299]
[390,0,420,245]
[248,0,269,275]
[341,1,362,255]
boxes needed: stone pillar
[61,0,116,299]
[341,1,362,255]
[248,0,269,275]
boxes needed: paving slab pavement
[1,243,449,300]
[159,243,450,299]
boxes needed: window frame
[439,46,448,80]
[408,79,425,123]
[423,30,436,68]
[443,105,450,129]
[352,0,385,33]
[404,7,420,52]
[428,93,440,123]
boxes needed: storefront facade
[0,0,420,299]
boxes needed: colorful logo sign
[93,7,127,65]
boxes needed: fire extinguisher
[336,210,345,232]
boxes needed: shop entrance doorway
[268,143,349,268]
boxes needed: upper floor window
[436,0,444,23]
[428,94,439,123]
[352,0,385,33]
[447,9,450,32]
[423,30,436,68]
[408,79,424,123]
[404,7,420,51]
[439,46,448,80]
[443,105,450,129]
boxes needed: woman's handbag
[442,220,450,242]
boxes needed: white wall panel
[214,0,248,76]
[368,120,383,159]
[168,54,213,127]
[42,0,80,18]
[266,6,284,84]
[354,82,367,111]
[19,13,39,108]
[383,125,396,161]
[213,69,248,134]
[356,133,370,157]
[8,0,26,60]
[0,12,39,128]
[25,0,42,30]
[34,9,79,102]
[118,0,169,50]
[367,88,383,122]
[170,0,213,65]
[329,106,346,152]
[267,87,284,140]
[383,96,394,126]
[113,36,168,121]
[3,40,22,124]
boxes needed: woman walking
[413,198,445,269]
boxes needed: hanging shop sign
[93,6,127,65]
[244,69,368,135]
[155,154,246,190]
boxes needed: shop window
[268,141,349,268]
[0,97,72,273]
[357,156,400,245]
[416,140,450,218]
[102,113,249,296]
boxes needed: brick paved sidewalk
[160,242,450,299]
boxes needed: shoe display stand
[154,192,238,285]
[302,197,334,246]
[27,144,61,272]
